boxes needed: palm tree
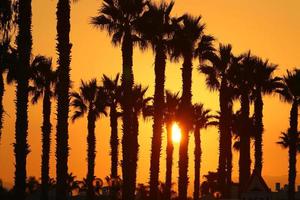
[14,0,32,199]
[128,84,151,198]
[91,1,146,199]
[169,14,206,200]
[191,103,217,200]
[228,52,256,191]
[199,44,235,197]
[71,79,107,200]
[276,69,300,200]
[0,0,15,140]
[101,74,121,200]
[29,56,56,200]
[55,0,77,199]
[135,2,175,198]
[251,57,280,175]
[164,90,180,200]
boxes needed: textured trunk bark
[239,91,251,192]
[121,30,135,200]
[254,89,263,175]
[86,110,96,200]
[55,0,71,199]
[193,127,201,200]
[288,100,298,200]
[164,122,174,200]
[41,86,52,200]
[110,106,118,200]
[149,44,166,200]
[14,0,32,199]
[178,52,193,200]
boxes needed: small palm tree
[192,103,217,200]
[29,55,56,200]
[101,74,121,200]
[71,79,107,200]
[169,14,207,200]
[198,43,234,197]
[163,90,180,200]
[91,1,146,198]
[276,69,300,200]
[125,84,151,197]
[135,2,176,198]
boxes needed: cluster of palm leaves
[0,0,300,200]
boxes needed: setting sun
[172,123,182,144]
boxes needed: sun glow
[172,123,181,144]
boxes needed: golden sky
[1,0,300,195]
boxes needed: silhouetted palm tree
[169,14,206,200]
[71,79,107,200]
[228,52,256,191]
[191,103,217,200]
[125,84,151,198]
[101,74,121,200]
[0,0,15,140]
[164,90,180,200]
[14,0,32,199]
[29,56,56,200]
[199,44,235,197]
[251,57,280,175]
[135,2,175,198]
[91,1,146,199]
[276,69,300,200]
[55,0,75,199]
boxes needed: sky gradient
[1,0,300,195]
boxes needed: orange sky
[1,0,300,196]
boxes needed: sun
[172,122,181,144]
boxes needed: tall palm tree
[199,44,235,197]
[192,103,217,200]
[163,90,180,200]
[14,0,32,199]
[29,56,56,200]
[55,0,77,199]
[228,52,256,191]
[71,79,107,200]
[169,14,206,200]
[0,0,15,140]
[91,1,146,199]
[135,2,175,198]
[101,74,121,200]
[251,57,280,175]
[276,69,300,200]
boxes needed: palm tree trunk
[110,105,118,200]
[55,0,71,199]
[150,44,166,200]
[14,0,32,199]
[288,100,298,200]
[239,91,251,192]
[0,73,4,141]
[193,126,201,200]
[254,89,263,175]
[164,122,174,200]
[87,111,96,200]
[41,86,52,200]
[121,30,135,200]
[131,112,139,199]
[225,102,233,198]
[178,53,193,200]
[217,81,227,195]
